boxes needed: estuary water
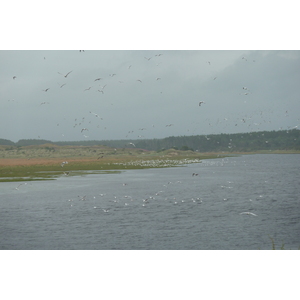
[0,154,299,250]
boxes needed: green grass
[0,145,228,182]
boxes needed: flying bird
[58,71,73,78]
[13,76,16,80]
[61,161,68,167]
[94,78,102,81]
[199,101,205,106]
[15,183,27,190]
[42,88,50,92]
[137,79,142,83]
[240,212,257,216]
[144,57,151,60]
[84,87,92,91]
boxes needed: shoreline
[1,149,299,182]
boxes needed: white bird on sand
[58,70,73,78]
[240,212,257,216]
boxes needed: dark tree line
[1,129,299,152]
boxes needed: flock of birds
[7,51,275,143]
[14,160,259,218]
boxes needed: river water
[0,154,299,250]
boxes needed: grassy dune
[0,144,226,182]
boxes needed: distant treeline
[1,129,300,152]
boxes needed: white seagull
[15,183,27,190]
[58,70,73,78]
[240,212,257,216]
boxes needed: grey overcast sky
[1,50,299,142]
[1,2,299,143]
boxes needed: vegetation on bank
[1,129,299,182]
[0,146,226,182]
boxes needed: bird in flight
[15,183,27,190]
[42,88,50,92]
[61,161,68,167]
[13,76,17,80]
[240,212,257,216]
[199,101,205,106]
[126,142,136,147]
[144,57,151,61]
[137,79,142,83]
[84,87,92,91]
[60,83,66,88]
[40,102,50,105]
[58,71,73,78]
[94,78,102,81]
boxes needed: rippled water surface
[1,154,299,250]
